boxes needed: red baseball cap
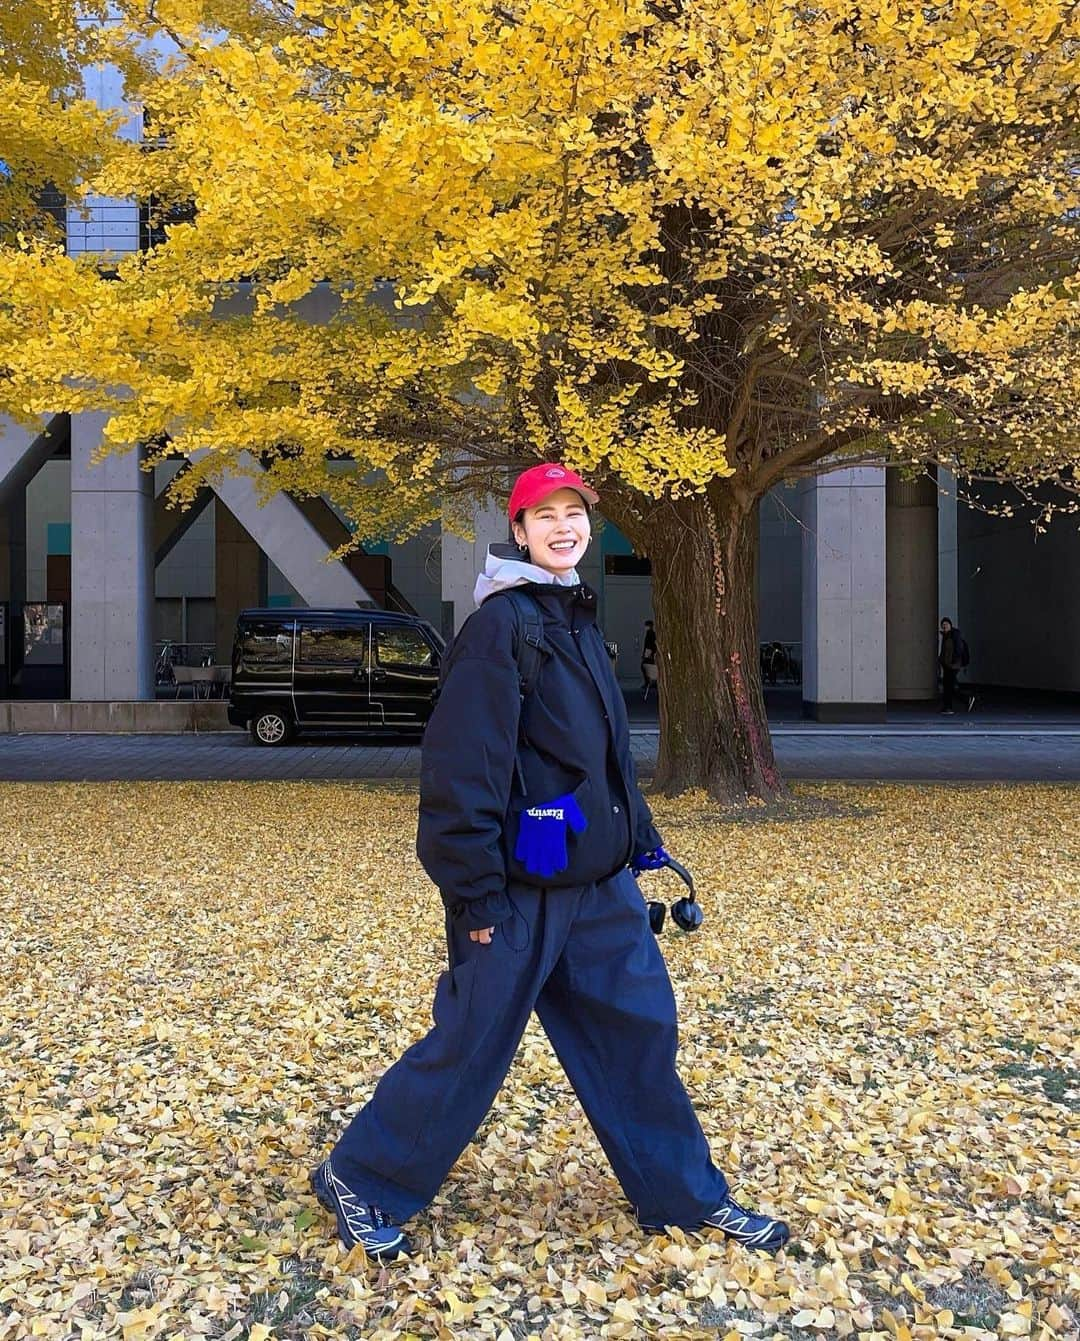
[508,463,599,519]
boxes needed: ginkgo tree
[1,0,1077,803]
[0,1,123,235]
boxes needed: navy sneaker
[701,1193,790,1253]
[309,1158,410,1259]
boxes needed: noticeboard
[23,603,65,666]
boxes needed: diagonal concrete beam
[287,491,421,613]
[0,414,67,507]
[199,450,375,607]
[154,470,214,568]
[289,491,386,607]
[156,457,407,611]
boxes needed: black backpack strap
[500,588,545,699]
[494,588,546,797]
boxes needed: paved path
[1,727,1077,783]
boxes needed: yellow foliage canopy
[0,2,123,234]
[0,0,1077,537]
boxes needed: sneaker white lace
[703,1196,789,1249]
[315,1159,408,1256]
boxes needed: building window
[604,554,652,576]
[139,195,197,251]
[38,184,66,240]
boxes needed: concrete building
[1,54,1076,717]
[5,402,1077,713]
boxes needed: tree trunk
[630,488,786,805]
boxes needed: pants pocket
[430,954,480,1067]
[498,894,531,952]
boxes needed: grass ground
[0,782,1077,1341]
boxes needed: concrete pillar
[799,467,887,721]
[440,490,508,639]
[215,499,266,660]
[886,469,938,700]
[937,467,959,626]
[70,412,155,699]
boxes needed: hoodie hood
[473,543,580,608]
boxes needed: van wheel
[250,709,294,746]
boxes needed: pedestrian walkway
[0,726,1076,782]
[625,684,1080,730]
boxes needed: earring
[517,542,528,554]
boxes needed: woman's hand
[469,927,495,945]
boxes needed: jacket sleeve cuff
[635,822,664,857]
[448,890,514,931]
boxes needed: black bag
[499,588,546,697]
[435,588,546,702]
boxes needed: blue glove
[631,845,671,876]
[514,794,588,878]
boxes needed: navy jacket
[417,580,663,930]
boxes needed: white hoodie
[473,543,580,608]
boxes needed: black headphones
[643,856,704,934]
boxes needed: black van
[228,607,444,745]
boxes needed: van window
[375,625,434,668]
[299,626,368,665]
[240,623,292,665]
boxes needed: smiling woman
[310,461,790,1262]
[507,464,599,576]
[513,488,592,571]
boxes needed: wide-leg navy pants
[331,866,729,1228]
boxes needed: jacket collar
[473,546,599,629]
[526,579,598,628]
[473,543,581,608]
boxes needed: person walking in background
[641,619,658,699]
[939,617,972,714]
